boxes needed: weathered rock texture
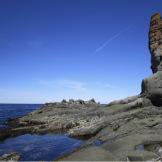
[141,13,162,106]
[1,13,162,161]
[56,12,162,161]
[0,99,105,140]
[2,99,162,161]
[141,71,162,106]
[149,13,162,73]
[0,152,20,161]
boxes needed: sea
[0,104,83,161]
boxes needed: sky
[0,0,162,103]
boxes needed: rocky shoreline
[1,13,162,161]
[0,152,20,161]
[1,97,162,161]
[0,99,105,140]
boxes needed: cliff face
[149,13,162,73]
[141,13,162,106]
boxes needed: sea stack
[141,13,162,106]
[149,13,162,73]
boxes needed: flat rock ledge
[55,13,162,161]
[56,99,162,161]
[1,98,162,161]
[0,99,104,140]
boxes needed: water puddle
[93,139,104,146]
[135,141,162,156]
[135,144,144,151]
[0,134,83,161]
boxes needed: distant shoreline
[0,103,43,105]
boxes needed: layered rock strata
[149,13,162,73]
[142,13,162,106]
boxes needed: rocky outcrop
[57,105,162,161]
[141,13,162,106]
[108,13,162,107]
[0,152,20,161]
[57,12,162,161]
[0,99,105,140]
[149,13,162,73]
[2,99,162,161]
[141,71,162,106]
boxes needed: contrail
[95,25,132,53]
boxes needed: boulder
[142,71,162,106]
[61,99,67,104]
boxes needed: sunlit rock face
[149,13,162,73]
[142,13,162,106]
[142,71,162,106]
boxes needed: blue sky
[0,0,162,103]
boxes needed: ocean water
[0,104,83,161]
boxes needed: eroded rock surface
[141,13,162,106]
[0,152,20,161]
[58,105,162,161]
[0,99,106,140]
[1,13,162,161]
[57,12,162,161]
[107,95,139,106]
[149,13,162,73]
[2,99,162,161]
[142,71,162,106]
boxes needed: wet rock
[57,146,116,161]
[93,139,104,146]
[0,99,102,140]
[135,144,144,151]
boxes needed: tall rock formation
[149,13,162,73]
[108,13,162,107]
[142,13,162,106]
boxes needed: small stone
[89,98,96,103]
[76,99,85,104]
